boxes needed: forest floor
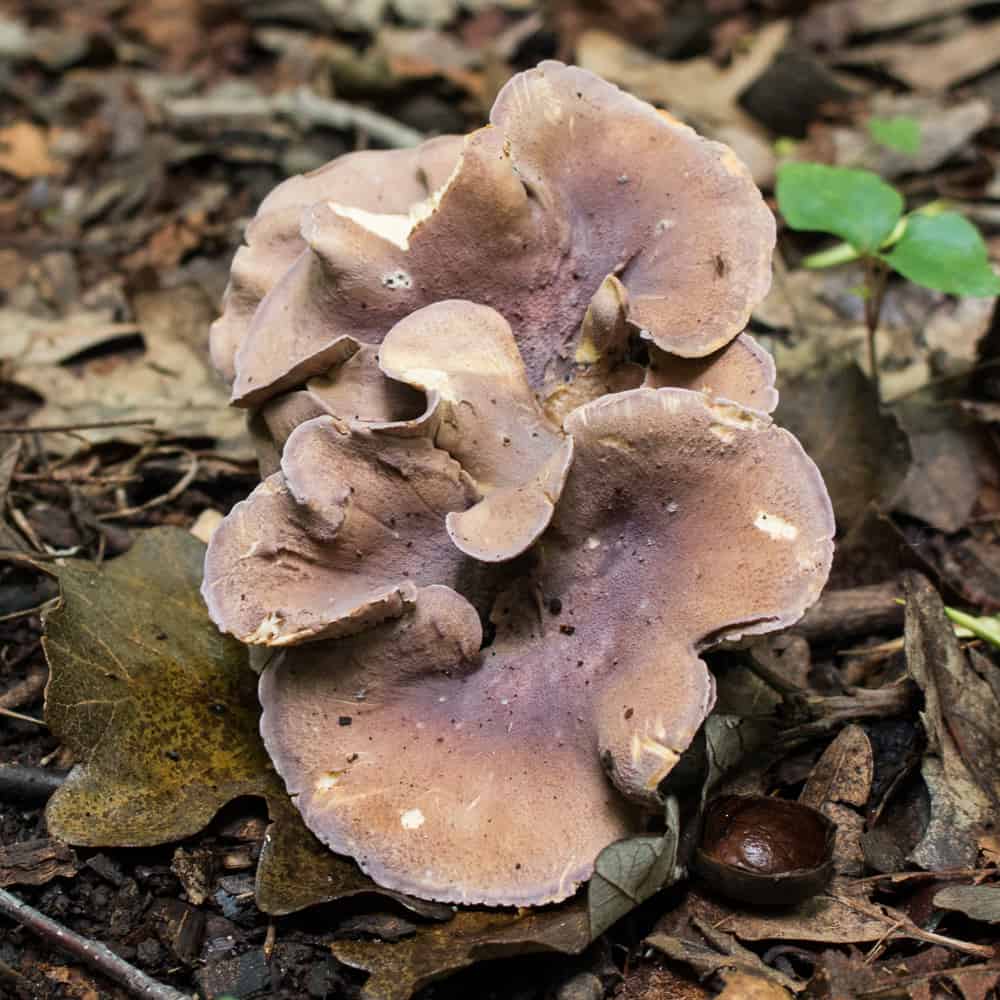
[2,0,1000,998]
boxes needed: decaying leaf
[575,22,788,135]
[800,724,874,876]
[5,288,249,458]
[903,572,1000,870]
[934,885,1000,924]
[589,798,681,939]
[0,122,64,179]
[330,901,591,1000]
[773,362,910,534]
[687,882,898,946]
[647,917,800,993]
[43,527,271,846]
[41,526,436,917]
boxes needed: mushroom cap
[210,135,463,384]
[201,414,477,646]
[378,300,574,562]
[258,387,834,906]
[249,343,426,475]
[644,333,779,414]
[229,61,774,408]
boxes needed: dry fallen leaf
[575,22,787,134]
[331,901,591,1000]
[0,122,64,179]
[903,573,1000,870]
[4,288,250,458]
[842,20,1000,92]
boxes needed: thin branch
[165,86,424,149]
[0,419,156,434]
[0,887,192,1000]
[0,706,46,726]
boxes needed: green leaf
[944,605,1000,650]
[883,212,1000,297]
[588,797,681,939]
[776,162,904,253]
[867,115,921,155]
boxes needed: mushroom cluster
[203,62,834,907]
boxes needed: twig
[856,962,1000,998]
[165,86,424,149]
[831,890,994,959]
[0,664,48,709]
[0,599,59,625]
[0,706,46,726]
[0,887,192,1000]
[97,447,198,521]
[851,868,999,888]
[0,765,67,803]
[0,419,156,434]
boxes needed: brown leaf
[716,971,792,999]
[330,901,591,1000]
[843,20,1000,93]
[801,725,874,877]
[687,882,893,945]
[5,289,250,459]
[933,885,1000,924]
[575,22,788,133]
[903,573,1000,869]
[0,122,64,179]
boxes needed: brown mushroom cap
[201,415,476,646]
[258,387,833,905]
[644,333,779,414]
[249,343,427,476]
[210,136,462,384]
[229,61,774,408]
[378,300,573,562]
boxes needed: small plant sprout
[867,115,922,155]
[776,161,1000,403]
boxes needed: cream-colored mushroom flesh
[211,136,462,385]
[258,388,833,906]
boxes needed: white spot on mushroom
[754,511,798,541]
[655,218,675,234]
[382,270,412,290]
[710,424,735,443]
[401,808,425,830]
[244,612,284,644]
[585,536,600,550]
[315,772,341,792]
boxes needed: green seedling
[776,161,1000,402]
[867,115,922,155]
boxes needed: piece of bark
[794,583,903,642]
[0,838,77,888]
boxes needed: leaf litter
[3,0,1000,996]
